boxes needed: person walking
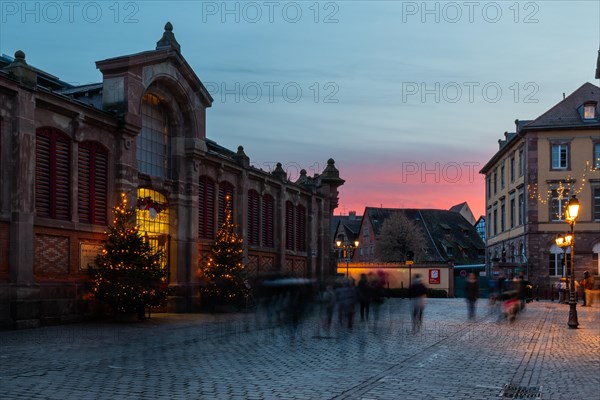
[580,271,595,306]
[465,273,479,320]
[357,273,371,322]
[517,272,529,311]
[409,274,427,332]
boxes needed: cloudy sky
[2,1,599,217]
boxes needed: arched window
[35,128,70,220]
[198,176,215,240]
[137,93,171,179]
[549,244,570,277]
[262,194,274,248]
[218,181,234,226]
[78,141,108,225]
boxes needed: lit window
[136,188,170,273]
[584,103,596,119]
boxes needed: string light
[89,191,169,314]
[528,161,594,204]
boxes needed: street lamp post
[555,233,572,304]
[336,239,360,277]
[564,195,580,329]
[555,233,572,279]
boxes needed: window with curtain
[551,143,569,170]
[35,127,70,220]
[78,141,108,225]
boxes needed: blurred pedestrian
[580,271,595,306]
[336,278,357,330]
[357,273,371,322]
[557,278,567,303]
[465,273,479,320]
[369,271,386,332]
[409,274,427,332]
[321,284,336,332]
[517,272,529,311]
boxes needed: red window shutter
[54,138,71,220]
[93,146,108,225]
[199,176,215,239]
[296,205,306,252]
[285,201,294,251]
[35,133,52,218]
[78,145,91,223]
[78,142,108,225]
[262,194,274,248]
[247,190,260,245]
[36,128,70,220]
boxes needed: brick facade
[0,24,343,328]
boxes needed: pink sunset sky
[336,157,486,218]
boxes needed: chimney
[349,211,357,219]
[596,49,600,79]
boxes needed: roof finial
[156,21,180,53]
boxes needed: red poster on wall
[429,269,441,285]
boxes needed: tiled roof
[524,82,600,129]
[364,207,485,265]
[56,83,103,95]
[449,202,467,213]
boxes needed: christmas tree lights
[89,192,169,317]
[200,195,249,308]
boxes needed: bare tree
[376,212,428,262]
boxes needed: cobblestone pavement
[0,299,598,399]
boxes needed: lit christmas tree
[200,195,249,308]
[90,193,168,317]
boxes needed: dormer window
[583,102,597,120]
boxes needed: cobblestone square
[1,299,598,399]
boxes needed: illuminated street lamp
[564,195,580,329]
[336,239,360,277]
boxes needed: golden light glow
[565,195,580,222]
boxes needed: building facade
[0,24,343,328]
[481,80,600,293]
[353,207,485,266]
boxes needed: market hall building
[0,23,344,328]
